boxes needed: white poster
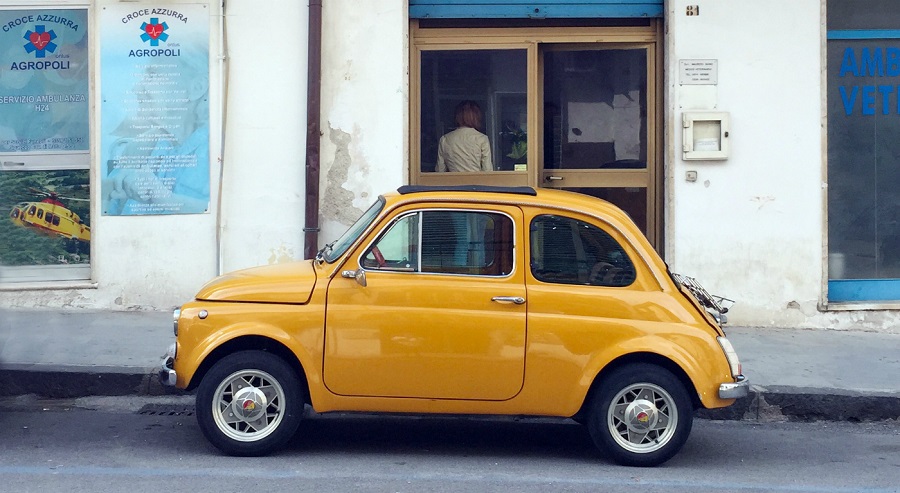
[100,4,210,215]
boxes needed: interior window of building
[0,7,90,283]
[420,50,527,174]
[543,49,647,171]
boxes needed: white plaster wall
[666,0,826,326]
[318,0,408,246]
[219,0,308,272]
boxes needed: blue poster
[0,9,89,154]
[100,4,210,215]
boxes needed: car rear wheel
[587,363,693,467]
[196,350,304,456]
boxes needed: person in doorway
[436,101,493,172]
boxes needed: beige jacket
[436,127,493,172]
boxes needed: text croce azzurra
[121,9,189,24]
[2,13,79,33]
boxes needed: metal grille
[137,403,195,417]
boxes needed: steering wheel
[371,246,386,268]
[589,261,617,285]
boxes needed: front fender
[173,303,324,396]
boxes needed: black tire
[196,350,305,456]
[587,363,693,467]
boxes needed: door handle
[492,296,525,305]
[545,175,563,182]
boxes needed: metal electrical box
[682,112,730,160]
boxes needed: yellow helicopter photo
[9,187,91,243]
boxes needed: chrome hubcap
[231,386,268,422]
[607,383,677,454]
[212,369,286,442]
[624,399,659,432]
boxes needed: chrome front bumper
[718,375,749,399]
[159,342,177,387]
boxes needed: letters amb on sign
[837,46,900,116]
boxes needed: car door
[324,203,526,401]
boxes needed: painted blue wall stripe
[410,3,663,19]
[828,279,900,302]
[827,29,900,40]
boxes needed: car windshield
[322,196,385,263]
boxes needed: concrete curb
[0,365,177,398]
[697,385,900,422]
[4,367,899,423]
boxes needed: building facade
[1,0,897,332]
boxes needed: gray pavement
[1,308,899,422]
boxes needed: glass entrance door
[410,23,662,246]
[540,46,655,235]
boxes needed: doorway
[410,21,662,247]
[540,45,654,234]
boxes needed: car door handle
[492,296,525,305]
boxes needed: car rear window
[530,214,636,287]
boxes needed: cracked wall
[318,0,408,246]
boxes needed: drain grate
[138,403,195,417]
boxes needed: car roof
[397,185,537,196]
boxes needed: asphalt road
[0,396,898,493]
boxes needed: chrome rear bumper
[718,375,749,399]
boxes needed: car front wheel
[587,363,693,467]
[196,350,304,456]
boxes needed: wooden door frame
[409,20,664,249]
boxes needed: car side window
[530,214,636,287]
[363,210,514,276]
[362,212,419,271]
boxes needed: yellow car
[160,185,747,467]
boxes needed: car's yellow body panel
[194,262,317,304]
[172,188,738,419]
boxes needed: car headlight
[173,307,181,336]
[717,336,742,377]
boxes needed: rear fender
[580,334,732,411]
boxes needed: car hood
[195,261,317,304]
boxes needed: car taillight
[717,336,742,377]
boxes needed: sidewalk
[1,308,899,422]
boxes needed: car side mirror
[341,268,367,287]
